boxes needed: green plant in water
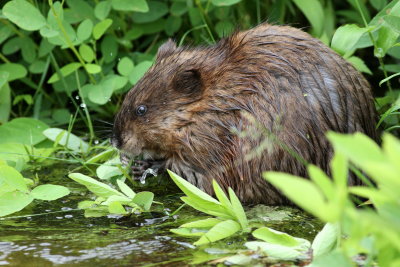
[263,132,400,267]
[68,172,154,217]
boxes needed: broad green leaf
[102,195,132,205]
[68,173,125,198]
[108,201,128,214]
[0,165,29,193]
[96,157,122,180]
[43,128,89,152]
[84,63,101,74]
[0,71,9,89]
[84,206,109,217]
[0,118,49,145]
[165,16,182,36]
[382,134,400,172]
[132,191,154,211]
[168,170,220,204]
[330,152,347,188]
[93,19,113,40]
[77,19,93,41]
[117,57,134,77]
[307,164,334,200]
[383,15,400,33]
[66,0,96,22]
[29,60,47,74]
[79,44,95,63]
[264,172,333,221]
[331,24,369,58]
[111,0,149,12]
[95,1,112,20]
[0,63,27,81]
[215,20,234,38]
[194,219,240,245]
[181,218,223,228]
[211,0,241,7]
[228,188,248,230]
[88,80,113,105]
[78,200,95,209]
[311,223,338,258]
[86,148,115,164]
[292,0,324,36]
[170,2,187,16]
[252,227,300,247]
[346,56,372,74]
[31,184,70,200]
[309,249,353,267]
[212,180,232,210]
[132,1,168,23]
[245,241,302,260]
[0,82,10,124]
[181,196,232,220]
[375,23,399,57]
[3,0,46,31]
[20,36,36,63]
[129,61,153,85]
[0,143,30,170]
[117,179,136,199]
[0,191,34,217]
[47,63,81,83]
[170,227,206,237]
[101,35,118,63]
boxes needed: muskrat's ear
[156,39,177,60]
[172,69,203,95]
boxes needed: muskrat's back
[112,23,378,205]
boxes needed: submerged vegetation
[0,0,399,266]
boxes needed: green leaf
[228,188,248,230]
[180,196,232,220]
[0,117,49,145]
[129,61,153,85]
[309,249,353,267]
[331,24,369,58]
[264,172,333,221]
[170,2,188,16]
[165,16,182,36]
[96,157,122,180]
[43,128,89,152]
[117,57,134,77]
[132,1,168,23]
[0,82,10,124]
[383,15,400,33]
[346,56,372,74]
[101,35,118,63]
[79,44,95,63]
[0,143,30,171]
[84,63,101,74]
[0,63,27,81]
[77,19,93,41]
[111,0,149,12]
[181,218,223,228]
[330,152,348,188]
[102,195,132,205]
[3,0,46,31]
[132,191,154,211]
[29,60,47,74]
[86,148,115,164]
[194,219,240,245]
[95,1,112,20]
[375,22,399,58]
[168,170,220,204]
[93,19,113,40]
[211,0,241,7]
[47,62,81,84]
[307,164,334,200]
[88,75,125,105]
[108,201,128,214]
[311,223,338,258]
[245,241,302,260]
[0,191,34,217]
[12,94,33,106]
[31,184,70,200]
[212,180,232,210]
[68,173,125,198]
[292,0,324,36]
[117,179,136,198]
[66,0,96,22]
[170,227,206,237]
[382,133,400,172]
[252,227,300,247]
[0,165,29,193]
[215,20,235,38]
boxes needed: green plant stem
[0,53,10,63]
[75,71,94,146]
[194,0,216,43]
[355,0,393,94]
[48,0,96,84]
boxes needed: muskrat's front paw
[131,160,151,178]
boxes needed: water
[0,163,322,266]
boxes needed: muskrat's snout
[110,117,123,149]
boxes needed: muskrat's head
[111,40,219,161]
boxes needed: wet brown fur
[112,23,378,205]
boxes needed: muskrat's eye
[136,105,147,116]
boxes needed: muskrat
[111,23,378,205]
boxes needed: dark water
[0,163,322,266]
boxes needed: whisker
[95,119,114,126]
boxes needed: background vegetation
[0,0,399,266]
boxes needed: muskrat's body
[112,24,378,205]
